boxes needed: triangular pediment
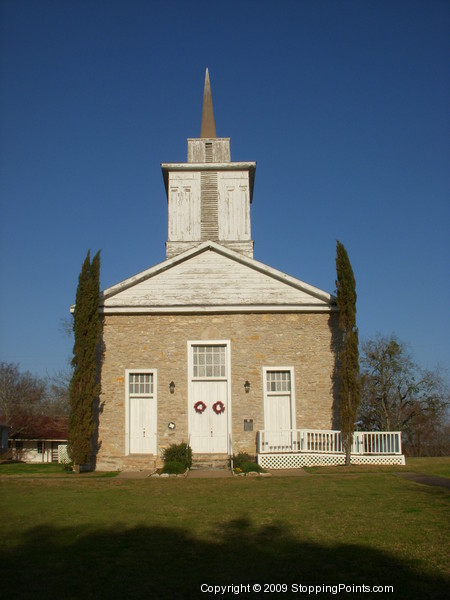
[101,242,336,313]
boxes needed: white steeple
[161,70,256,259]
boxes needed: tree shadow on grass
[2,518,448,599]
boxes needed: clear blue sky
[1,0,449,381]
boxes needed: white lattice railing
[257,429,402,456]
[58,444,70,464]
[258,453,406,469]
[352,431,402,455]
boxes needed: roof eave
[100,304,338,314]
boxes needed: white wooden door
[264,369,294,451]
[266,394,292,450]
[128,371,157,455]
[189,343,229,454]
[130,396,157,454]
[190,380,228,453]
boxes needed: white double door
[190,379,228,453]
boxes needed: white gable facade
[95,73,341,471]
[102,242,334,312]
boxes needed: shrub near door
[162,442,192,474]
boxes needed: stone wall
[96,312,340,471]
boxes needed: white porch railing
[257,429,402,456]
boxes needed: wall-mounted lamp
[244,380,250,393]
[169,381,175,394]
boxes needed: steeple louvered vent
[201,171,218,239]
[205,142,213,163]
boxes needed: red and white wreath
[194,401,207,414]
[212,401,225,415]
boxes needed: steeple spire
[200,68,217,138]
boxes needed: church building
[95,70,341,471]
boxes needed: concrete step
[191,462,229,470]
[191,453,230,471]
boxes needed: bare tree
[0,362,47,437]
[359,335,449,456]
[44,368,71,416]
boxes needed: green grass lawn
[305,456,450,479]
[402,457,450,478]
[1,458,449,599]
[0,462,70,475]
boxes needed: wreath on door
[194,401,207,414]
[212,401,225,415]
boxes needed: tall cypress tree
[68,250,101,468]
[336,241,360,465]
